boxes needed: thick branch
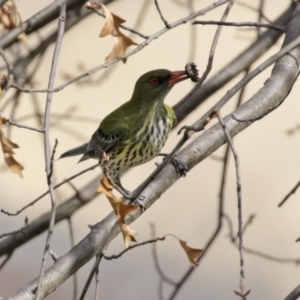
[0,0,90,49]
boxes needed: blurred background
[1,0,300,299]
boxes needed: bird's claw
[158,153,187,177]
[177,125,197,135]
[132,195,146,213]
[171,157,188,177]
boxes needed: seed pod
[185,62,199,82]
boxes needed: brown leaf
[99,176,138,247]
[0,75,9,94]
[121,223,137,248]
[98,176,123,212]
[94,3,137,62]
[105,34,137,63]
[0,1,21,30]
[118,202,139,224]
[98,3,125,37]
[4,152,23,177]
[179,240,203,267]
[0,117,23,177]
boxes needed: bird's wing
[84,119,129,159]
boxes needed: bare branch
[192,20,285,31]
[36,5,66,299]
[1,164,98,216]
[154,0,170,28]
[216,111,245,287]
[278,178,300,207]
[0,217,29,239]
[2,117,45,133]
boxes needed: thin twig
[79,253,103,300]
[0,251,13,270]
[154,0,170,28]
[1,164,98,216]
[192,20,285,31]
[103,236,166,260]
[2,118,45,133]
[36,5,66,300]
[216,112,244,282]
[224,214,300,265]
[278,178,300,207]
[257,0,265,35]
[150,224,177,286]
[0,217,29,238]
[94,259,101,300]
[236,0,272,23]
[284,283,300,300]
[196,0,235,90]
[0,48,14,93]
[187,0,197,62]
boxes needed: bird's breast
[105,111,173,178]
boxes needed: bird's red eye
[150,77,159,84]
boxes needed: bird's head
[131,69,188,103]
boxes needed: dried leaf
[105,34,137,63]
[0,1,21,30]
[118,202,139,224]
[94,3,137,62]
[4,153,23,177]
[99,3,125,37]
[99,176,138,247]
[121,223,137,248]
[0,117,23,177]
[0,116,6,125]
[179,240,203,267]
[0,75,9,94]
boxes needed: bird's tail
[59,143,88,159]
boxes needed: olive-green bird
[60,69,189,201]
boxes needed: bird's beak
[168,71,188,86]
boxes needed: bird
[60,68,190,204]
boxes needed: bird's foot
[177,125,198,135]
[131,195,146,213]
[105,176,146,213]
[159,153,188,177]
[171,156,187,177]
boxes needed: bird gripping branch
[60,65,199,205]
